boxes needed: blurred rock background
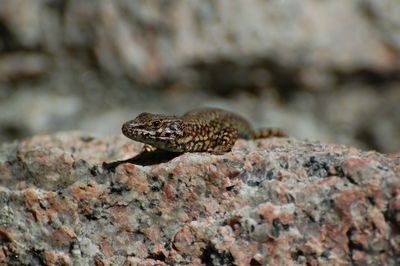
[0,0,399,153]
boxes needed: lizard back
[182,108,254,139]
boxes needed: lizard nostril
[122,123,129,135]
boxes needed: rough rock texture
[0,0,399,153]
[0,132,399,265]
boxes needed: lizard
[121,107,287,154]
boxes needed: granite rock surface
[0,132,399,265]
[0,0,399,153]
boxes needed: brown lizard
[122,107,287,154]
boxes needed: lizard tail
[251,128,287,139]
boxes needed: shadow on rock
[102,150,183,170]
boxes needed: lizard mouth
[129,131,176,151]
[146,134,173,141]
[122,122,174,141]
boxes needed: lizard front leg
[142,144,157,152]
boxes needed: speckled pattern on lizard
[122,107,287,154]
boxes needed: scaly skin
[122,108,287,154]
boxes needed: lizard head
[122,112,185,151]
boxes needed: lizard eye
[152,120,161,128]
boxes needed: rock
[0,53,49,82]
[0,132,399,265]
[0,0,399,154]
[0,0,398,83]
[0,91,83,142]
